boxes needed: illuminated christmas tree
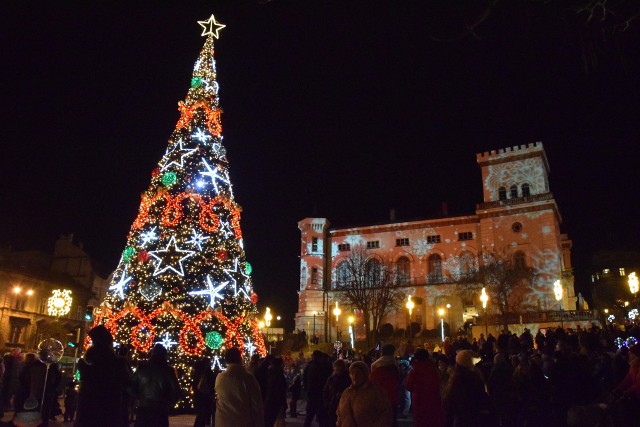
[93,15,266,407]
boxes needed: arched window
[428,254,442,283]
[459,251,476,279]
[498,187,507,201]
[510,185,518,198]
[514,251,526,270]
[336,262,351,287]
[395,256,410,285]
[521,183,530,197]
[365,259,382,286]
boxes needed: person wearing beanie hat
[444,349,495,426]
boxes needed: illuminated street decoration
[95,15,265,409]
[48,289,72,317]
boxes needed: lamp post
[446,303,452,332]
[312,311,317,345]
[406,295,415,339]
[629,272,638,305]
[264,307,273,345]
[480,287,489,336]
[348,315,355,349]
[438,308,445,342]
[333,302,342,341]
[554,280,564,328]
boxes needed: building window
[603,268,610,275]
[459,251,476,278]
[311,237,318,253]
[365,259,382,286]
[311,267,319,284]
[498,187,507,201]
[428,254,442,283]
[458,232,473,241]
[510,185,518,198]
[521,183,530,197]
[39,298,47,314]
[14,296,27,311]
[512,222,522,233]
[366,241,380,249]
[514,251,526,270]
[8,319,28,344]
[620,268,626,276]
[336,262,351,287]
[395,256,410,284]
[426,235,441,244]
[338,243,351,252]
[396,238,409,247]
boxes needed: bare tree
[470,251,535,330]
[333,245,405,348]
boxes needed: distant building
[295,142,578,338]
[590,250,640,315]
[0,234,105,353]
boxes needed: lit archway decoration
[47,289,72,317]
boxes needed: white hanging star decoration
[198,15,226,39]
[244,339,256,356]
[199,159,232,195]
[219,221,234,238]
[192,128,212,143]
[186,229,210,251]
[223,258,250,300]
[149,235,196,277]
[140,227,158,247]
[189,276,227,308]
[204,79,219,95]
[156,332,178,349]
[109,266,131,299]
[212,355,226,371]
[160,139,198,171]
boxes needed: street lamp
[406,295,415,339]
[312,311,317,345]
[438,308,445,342]
[629,272,638,303]
[554,280,564,328]
[333,302,342,341]
[264,307,273,344]
[446,303,452,332]
[348,315,355,349]
[480,287,489,335]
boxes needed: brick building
[295,142,578,340]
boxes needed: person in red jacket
[370,344,400,425]
[406,348,444,427]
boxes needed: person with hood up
[336,361,392,427]
[322,359,351,427]
[76,325,131,427]
[406,348,444,427]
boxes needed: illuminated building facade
[295,142,578,338]
[0,234,102,352]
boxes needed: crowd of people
[0,322,638,427]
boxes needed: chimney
[441,202,448,217]
[389,208,396,222]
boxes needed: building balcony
[476,192,554,210]
[475,309,599,325]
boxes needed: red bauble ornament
[172,287,179,294]
[250,292,259,304]
[151,168,160,177]
[137,251,150,263]
[205,258,212,265]
[130,282,137,288]
[216,249,228,262]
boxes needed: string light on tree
[94,14,265,409]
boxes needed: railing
[475,310,599,325]
[476,192,554,210]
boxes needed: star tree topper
[198,15,226,39]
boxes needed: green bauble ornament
[191,77,203,88]
[123,246,136,262]
[162,171,177,187]
[205,331,223,350]
[245,261,253,276]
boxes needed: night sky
[2,1,639,329]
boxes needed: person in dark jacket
[192,358,215,427]
[264,357,288,427]
[132,344,181,427]
[63,382,78,422]
[370,344,401,425]
[406,348,443,427]
[322,359,351,427]
[303,350,332,427]
[16,350,61,427]
[288,370,302,417]
[76,325,131,427]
